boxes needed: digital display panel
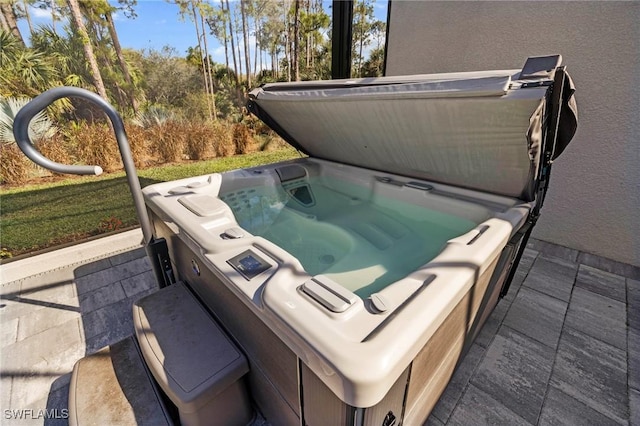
[227,250,272,280]
[239,255,262,272]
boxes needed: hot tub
[142,55,577,425]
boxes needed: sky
[17,0,389,66]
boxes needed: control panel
[227,249,272,280]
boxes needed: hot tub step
[68,335,174,426]
[134,281,253,426]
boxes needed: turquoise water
[220,177,477,298]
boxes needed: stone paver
[471,326,555,424]
[575,264,626,302]
[577,251,640,280]
[527,239,580,263]
[538,385,621,426]
[550,327,628,424]
[474,298,509,348]
[502,286,567,349]
[78,280,126,314]
[121,270,157,299]
[564,286,627,350]
[630,388,639,426]
[431,343,486,423]
[522,256,577,302]
[0,233,636,426]
[446,384,531,426]
[629,326,640,391]
[0,236,149,425]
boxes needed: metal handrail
[13,86,153,244]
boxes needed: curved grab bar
[13,87,153,244]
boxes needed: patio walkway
[0,230,638,425]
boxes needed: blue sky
[17,0,388,65]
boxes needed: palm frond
[0,97,57,144]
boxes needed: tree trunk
[292,0,300,81]
[200,11,217,120]
[357,6,364,77]
[0,2,25,46]
[66,0,108,100]
[283,1,290,82]
[253,19,259,77]
[51,0,57,34]
[234,8,243,82]
[240,0,251,88]
[105,11,138,113]
[0,7,9,33]
[22,0,33,36]
[225,0,240,87]
[219,1,230,82]
[190,1,213,121]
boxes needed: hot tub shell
[142,56,577,424]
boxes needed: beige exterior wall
[385,1,640,267]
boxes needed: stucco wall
[385,1,640,267]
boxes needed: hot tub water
[220,177,477,298]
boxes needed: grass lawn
[0,148,301,259]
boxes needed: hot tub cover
[247,55,577,202]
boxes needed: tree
[240,0,251,87]
[224,0,240,87]
[0,30,55,97]
[360,46,384,77]
[0,2,25,46]
[352,0,374,77]
[66,0,108,99]
[292,0,300,81]
[205,3,231,83]
[103,4,139,113]
[140,47,202,108]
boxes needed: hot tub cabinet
[139,55,577,425]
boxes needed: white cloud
[30,6,52,20]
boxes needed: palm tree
[66,0,108,100]
[104,7,139,113]
[225,0,240,87]
[0,30,59,98]
[0,96,57,144]
[0,1,25,46]
[240,0,251,87]
[292,0,300,81]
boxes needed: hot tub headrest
[276,164,307,182]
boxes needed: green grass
[0,148,301,258]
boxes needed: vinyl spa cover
[247,56,577,201]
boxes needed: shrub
[70,122,122,173]
[184,121,213,160]
[0,143,30,185]
[211,121,234,157]
[257,133,289,151]
[232,123,255,155]
[131,105,176,129]
[36,133,72,166]
[124,124,150,168]
[0,96,56,144]
[150,121,186,163]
